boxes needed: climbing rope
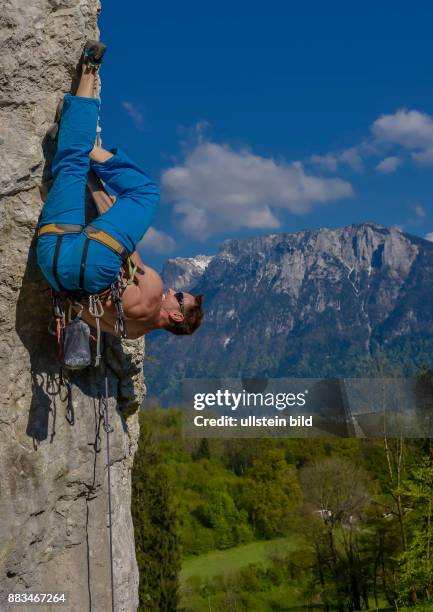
[101,353,115,612]
[96,119,116,609]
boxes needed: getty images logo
[193,388,309,411]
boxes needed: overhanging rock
[0,2,143,610]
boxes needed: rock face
[0,2,142,610]
[149,224,433,404]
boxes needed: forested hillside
[133,409,433,611]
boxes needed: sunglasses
[174,291,185,316]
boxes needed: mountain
[145,223,433,404]
[161,255,213,291]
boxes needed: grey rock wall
[0,2,142,610]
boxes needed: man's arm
[87,170,116,213]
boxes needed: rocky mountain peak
[146,223,433,404]
[161,254,213,291]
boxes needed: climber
[37,41,204,340]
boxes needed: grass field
[180,539,428,611]
[181,537,298,584]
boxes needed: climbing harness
[101,369,115,612]
[38,221,133,370]
[37,223,130,259]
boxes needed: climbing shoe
[83,40,107,70]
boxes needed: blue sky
[99,1,433,270]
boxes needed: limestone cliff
[0,2,143,610]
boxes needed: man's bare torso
[76,251,163,339]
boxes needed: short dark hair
[166,294,204,336]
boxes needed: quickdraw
[89,294,105,366]
[110,277,128,339]
[51,292,65,363]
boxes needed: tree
[238,447,303,538]
[300,457,372,611]
[132,414,181,611]
[397,445,433,603]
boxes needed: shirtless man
[37,41,203,339]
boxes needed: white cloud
[122,101,145,129]
[310,146,363,172]
[425,232,433,242]
[137,227,176,254]
[339,147,364,172]
[310,153,339,172]
[162,141,353,239]
[372,109,433,150]
[190,120,210,144]
[413,204,426,219]
[406,203,427,227]
[412,148,433,166]
[376,156,402,174]
[310,108,433,176]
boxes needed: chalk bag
[62,317,91,370]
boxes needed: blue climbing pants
[37,94,159,294]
